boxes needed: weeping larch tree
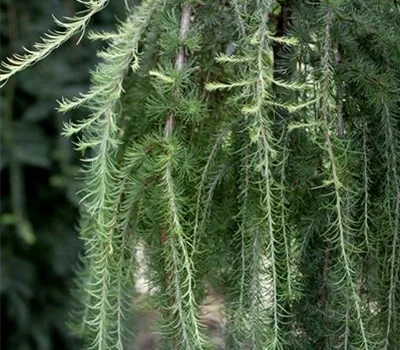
[1,0,399,349]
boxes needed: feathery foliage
[2,0,400,349]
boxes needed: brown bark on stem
[164,5,191,138]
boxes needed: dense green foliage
[1,0,400,349]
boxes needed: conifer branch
[382,103,400,350]
[252,6,292,349]
[362,119,371,252]
[156,4,207,348]
[231,0,246,38]
[163,159,206,348]
[319,6,370,349]
[59,0,161,119]
[278,135,294,299]
[58,2,160,349]
[0,0,109,86]
[192,128,228,256]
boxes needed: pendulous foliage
[1,0,399,349]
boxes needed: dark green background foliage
[0,1,125,349]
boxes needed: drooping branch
[319,5,370,349]
[0,0,110,86]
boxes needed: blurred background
[0,1,126,349]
